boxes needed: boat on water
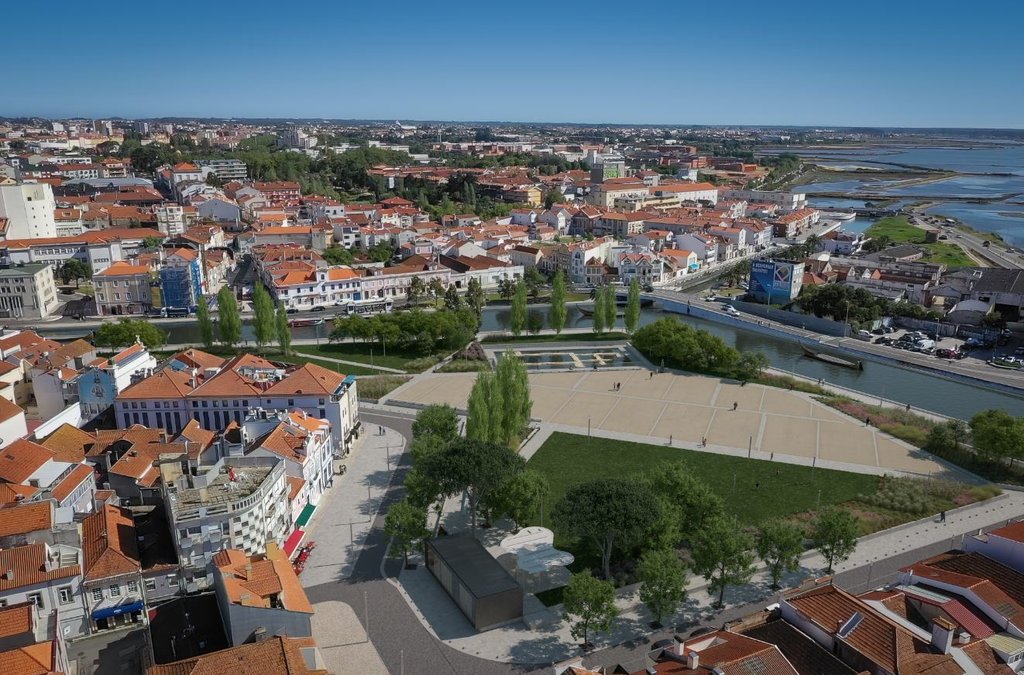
[800,344,863,370]
[289,317,325,327]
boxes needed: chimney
[931,617,955,654]
[685,651,699,670]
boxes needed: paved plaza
[388,368,955,478]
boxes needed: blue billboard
[748,260,803,304]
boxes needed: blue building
[159,248,203,311]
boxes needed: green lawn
[866,216,974,266]
[528,432,877,528]
[293,342,420,370]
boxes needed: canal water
[39,304,1023,419]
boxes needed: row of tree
[554,466,860,643]
[194,286,292,355]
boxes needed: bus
[341,299,393,317]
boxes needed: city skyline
[5,0,1023,128]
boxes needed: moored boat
[800,343,863,370]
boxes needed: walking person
[668,434,673,446]
[733,401,738,411]
[940,510,947,523]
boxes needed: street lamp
[844,300,851,338]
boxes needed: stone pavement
[389,368,958,478]
[390,489,1024,665]
[299,423,402,672]
[300,424,402,585]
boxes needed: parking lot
[868,326,1020,370]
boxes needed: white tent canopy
[500,526,574,575]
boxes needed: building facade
[0,263,59,319]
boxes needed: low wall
[730,300,848,337]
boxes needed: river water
[766,144,1024,245]
[39,304,1023,418]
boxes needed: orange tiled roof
[0,397,25,425]
[262,363,345,397]
[50,464,93,504]
[0,440,53,485]
[94,261,151,277]
[118,368,197,400]
[146,635,326,675]
[214,543,312,613]
[0,502,52,538]
[0,640,61,675]
[82,504,140,581]
[0,602,35,639]
[0,543,79,592]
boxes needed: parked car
[871,328,886,335]
[310,306,327,312]
[874,336,893,345]
[1014,346,1024,356]
[855,330,872,341]
[286,307,299,314]
[936,348,965,359]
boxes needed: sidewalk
[300,424,403,586]
[389,485,1024,664]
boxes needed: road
[908,213,1023,269]
[302,409,521,675]
[651,290,1024,393]
[297,408,1024,675]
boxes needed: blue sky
[3,0,1022,128]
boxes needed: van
[913,339,936,351]
[856,330,872,341]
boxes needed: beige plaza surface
[388,367,950,476]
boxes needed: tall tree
[275,301,292,355]
[509,281,527,336]
[482,469,549,532]
[625,279,641,334]
[644,461,725,545]
[465,371,494,444]
[428,278,446,305]
[691,515,756,607]
[602,285,617,332]
[216,287,242,348]
[523,267,546,301]
[494,351,531,444]
[444,285,463,312]
[412,404,460,443]
[196,296,214,350]
[552,478,661,579]
[549,270,567,334]
[384,498,430,567]
[407,276,425,305]
[756,519,805,589]
[637,549,688,626]
[562,571,618,648]
[419,438,525,533]
[812,507,859,574]
[466,277,485,318]
[592,286,606,334]
[251,285,276,352]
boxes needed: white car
[726,306,740,316]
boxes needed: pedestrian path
[300,424,403,587]
[389,486,1024,664]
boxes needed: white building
[153,203,195,237]
[0,263,59,319]
[198,159,248,182]
[164,456,290,592]
[0,542,88,638]
[81,505,146,634]
[241,409,334,509]
[723,189,807,212]
[0,183,58,239]
[116,353,360,450]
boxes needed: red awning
[284,529,305,558]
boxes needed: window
[144,579,156,591]
[167,575,179,587]
[27,592,43,608]
[58,586,73,604]
[127,580,139,594]
[109,584,121,597]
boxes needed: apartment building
[93,261,154,316]
[0,263,59,319]
[116,352,359,449]
[0,228,164,274]
[77,340,158,420]
[153,203,197,237]
[81,505,146,634]
[198,159,248,182]
[159,248,203,310]
[163,456,290,592]
[0,601,73,675]
[241,408,334,509]
[0,182,58,239]
[723,189,807,212]
[212,543,313,646]
[0,542,88,638]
